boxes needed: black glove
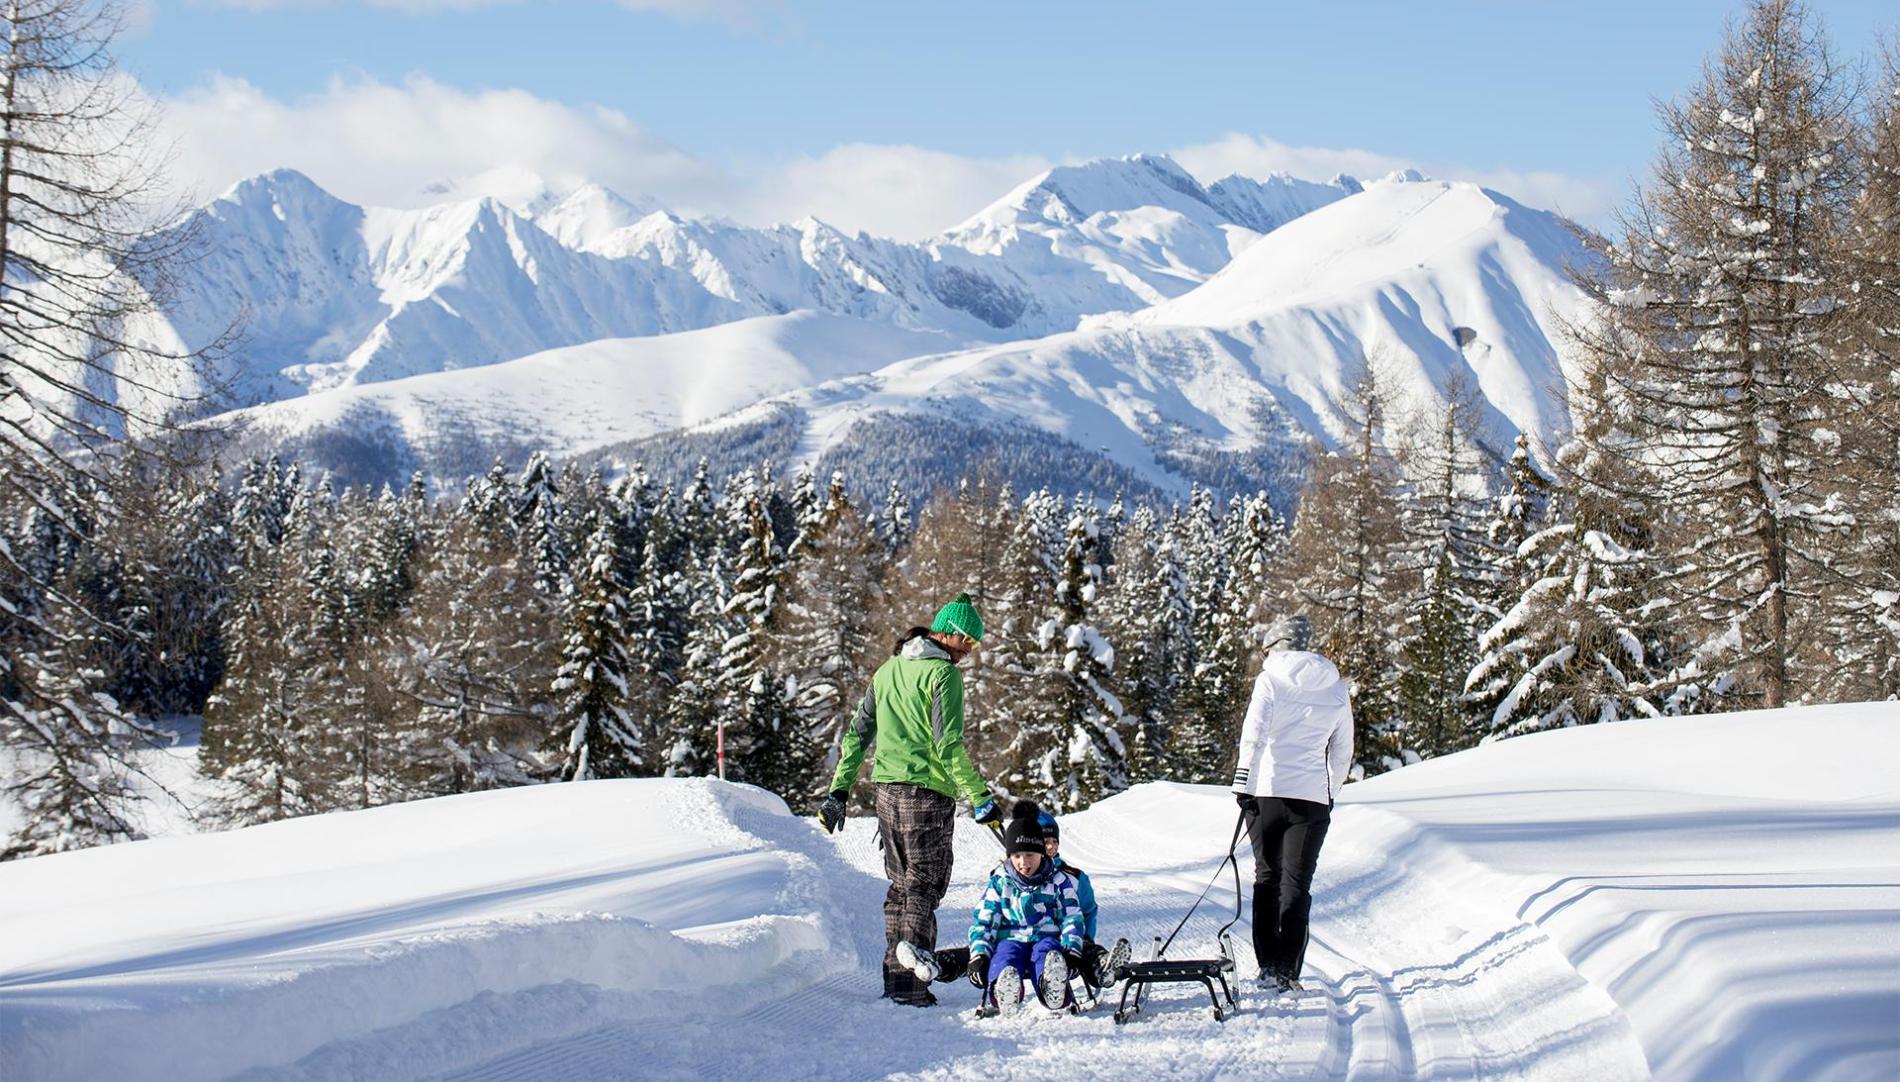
[971,798,1001,825]
[1234,791,1255,811]
[968,954,990,988]
[1061,948,1085,973]
[817,791,847,834]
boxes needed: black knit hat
[1001,799,1047,856]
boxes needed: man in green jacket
[817,592,999,1007]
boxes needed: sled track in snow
[435,812,1646,1082]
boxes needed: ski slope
[2,704,1895,1081]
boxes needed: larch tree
[1572,0,1861,708]
[1280,362,1409,775]
[0,0,226,856]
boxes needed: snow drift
[2,704,1892,1081]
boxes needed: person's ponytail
[892,626,932,656]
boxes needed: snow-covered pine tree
[1461,434,1553,727]
[1050,499,1128,807]
[514,452,570,600]
[1571,0,1861,708]
[1167,488,1245,783]
[987,488,1067,801]
[1395,389,1495,759]
[207,475,351,824]
[1468,363,1694,736]
[721,470,817,802]
[360,475,428,623]
[200,457,297,772]
[660,470,732,778]
[552,515,643,780]
[1097,506,1193,782]
[1221,491,1287,681]
[776,472,883,787]
[878,479,914,556]
[625,487,689,764]
[377,509,555,796]
[461,460,517,539]
[1279,364,1410,775]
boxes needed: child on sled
[894,801,1129,1008]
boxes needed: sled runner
[1111,810,1246,1024]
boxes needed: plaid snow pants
[874,782,956,999]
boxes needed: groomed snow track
[418,797,1647,1082]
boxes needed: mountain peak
[533,184,664,251]
[216,168,341,207]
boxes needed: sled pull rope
[1156,808,1248,958]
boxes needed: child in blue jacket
[1036,808,1129,990]
[966,800,1085,1009]
[893,804,1129,1003]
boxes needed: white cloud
[739,144,1051,239]
[159,74,735,212]
[1171,132,1614,225]
[153,74,1036,238]
[151,75,1612,241]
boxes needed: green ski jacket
[829,637,990,805]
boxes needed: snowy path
[426,789,1646,1082]
[3,706,1895,1081]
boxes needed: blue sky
[125,0,1896,236]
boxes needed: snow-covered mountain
[4,704,1892,1080]
[199,171,1582,496]
[219,312,967,485]
[162,154,1357,413]
[678,177,1595,497]
[161,170,744,404]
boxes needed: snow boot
[992,964,1024,1013]
[1276,974,1306,995]
[892,988,938,1008]
[895,941,940,983]
[1096,938,1131,989]
[1038,951,1070,1010]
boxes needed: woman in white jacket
[1230,615,1354,992]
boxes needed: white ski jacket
[1230,650,1355,805]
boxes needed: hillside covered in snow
[675,178,1594,498]
[3,703,1893,1081]
[159,155,1357,410]
[205,168,1592,495]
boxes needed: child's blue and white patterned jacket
[967,863,1086,955]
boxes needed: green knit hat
[930,592,985,642]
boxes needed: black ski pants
[875,783,956,999]
[1244,795,1331,980]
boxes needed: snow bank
[4,706,1894,1081]
[1336,703,1900,1081]
[0,779,853,1082]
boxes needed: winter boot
[1038,951,1070,1009]
[895,941,940,983]
[1276,973,1306,995]
[992,965,1024,1013]
[1096,938,1131,989]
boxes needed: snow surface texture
[4,704,1892,1081]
